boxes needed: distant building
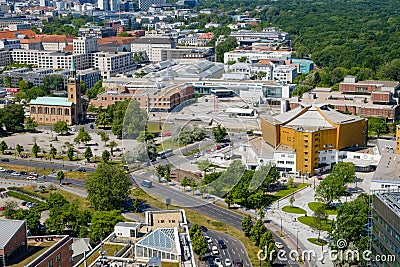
[0,219,27,266]
[73,36,98,55]
[29,60,86,125]
[291,58,314,75]
[131,37,176,63]
[139,0,166,10]
[94,52,135,79]
[78,26,117,38]
[0,38,20,49]
[372,192,400,267]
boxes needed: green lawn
[307,238,328,246]
[308,202,338,215]
[298,216,333,231]
[273,183,309,198]
[157,138,184,152]
[282,206,307,214]
[147,123,172,133]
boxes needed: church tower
[67,58,82,124]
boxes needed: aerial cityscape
[0,0,399,267]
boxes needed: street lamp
[272,211,283,234]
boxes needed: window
[65,109,69,115]
[354,156,360,159]
[51,108,55,115]
[31,107,36,113]
[56,253,61,262]
[277,161,284,164]
[48,259,53,267]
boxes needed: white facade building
[224,50,292,64]
[94,52,135,79]
[0,39,20,49]
[73,37,98,55]
[131,37,175,63]
[272,65,297,83]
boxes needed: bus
[157,149,173,159]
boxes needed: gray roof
[372,154,400,182]
[116,222,141,228]
[132,37,175,44]
[0,219,26,249]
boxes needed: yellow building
[260,104,368,175]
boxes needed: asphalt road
[0,158,95,173]
[205,230,250,267]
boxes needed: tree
[0,141,7,154]
[289,195,295,207]
[250,219,267,246]
[146,140,157,161]
[89,210,124,243]
[49,146,57,160]
[96,112,111,128]
[287,176,294,187]
[98,131,110,146]
[57,170,65,185]
[43,75,65,91]
[190,180,197,195]
[331,162,356,184]
[241,215,253,236]
[12,209,41,235]
[74,128,92,146]
[331,194,369,264]
[198,160,211,177]
[315,174,346,206]
[16,144,24,156]
[118,31,133,37]
[215,37,237,62]
[86,163,132,211]
[212,124,228,142]
[86,80,104,99]
[192,230,208,259]
[102,150,111,163]
[1,104,25,133]
[238,56,248,63]
[181,177,189,191]
[131,198,141,212]
[108,141,117,157]
[24,117,37,132]
[53,121,69,135]
[3,200,18,219]
[311,206,328,242]
[67,146,74,161]
[32,142,40,158]
[84,147,93,162]
[368,117,388,137]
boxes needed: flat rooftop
[372,154,400,182]
[376,192,400,216]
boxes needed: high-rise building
[396,125,400,154]
[138,0,166,10]
[98,0,110,10]
[372,192,400,267]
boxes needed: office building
[73,36,98,55]
[138,0,166,10]
[131,37,176,63]
[93,51,135,79]
[372,192,400,267]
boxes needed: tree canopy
[86,163,132,211]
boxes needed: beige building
[131,37,176,63]
[29,60,86,125]
[73,36,98,55]
[93,52,135,79]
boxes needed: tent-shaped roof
[136,228,178,253]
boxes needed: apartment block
[0,50,12,67]
[78,26,117,38]
[131,37,176,63]
[94,52,135,79]
[0,38,20,49]
[73,37,98,55]
[224,50,292,64]
[139,0,166,10]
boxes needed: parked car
[205,236,213,244]
[6,170,15,173]
[200,225,208,232]
[27,176,37,180]
[29,172,38,178]
[218,240,226,249]
[90,124,94,129]
[275,242,284,249]
[161,132,172,137]
[11,172,21,176]
[0,167,5,172]
[19,171,28,175]
[214,258,223,267]
[76,167,86,172]
[225,259,232,267]
[234,259,243,267]
[208,257,215,267]
[0,206,5,211]
[211,246,219,255]
[21,201,27,206]
[1,158,9,162]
